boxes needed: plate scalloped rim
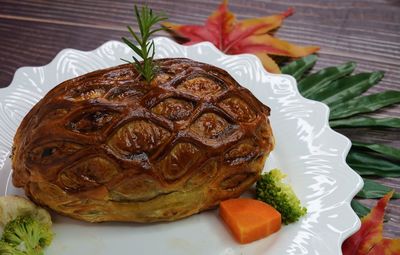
[0,37,363,255]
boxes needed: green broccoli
[0,196,53,255]
[0,240,25,255]
[256,168,307,224]
[1,215,53,255]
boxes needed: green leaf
[347,150,400,177]
[357,178,400,199]
[298,62,356,97]
[330,117,400,128]
[352,141,400,161]
[122,5,167,83]
[351,199,371,218]
[127,26,143,48]
[281,55,318,80]
[135,5,144,37]
[329,90,400,120]
[308,71,383,104]
[122,37,143,57]
[149,27,165,36]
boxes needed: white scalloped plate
[0,37,362,255]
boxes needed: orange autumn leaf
[163,0,319,73]
[368,238,400,255]
[342,191,400,255]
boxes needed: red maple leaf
[163,0,319,73]
[342,191,400,255]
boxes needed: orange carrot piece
[219,198,281,244]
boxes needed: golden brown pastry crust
[12,58,274,222]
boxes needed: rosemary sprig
[122,5,167,83]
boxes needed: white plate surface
[0,37,363,255]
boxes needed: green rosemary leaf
[329,117,400,128]
[136,5,144,37]
[122,37,142,57]
[127,26,143,47]
[281,55,318,80]
[351,141,400,161]
[149,41,156,59]
[149,27,166,36]
[329,90,400,120]
[357,178,400,199]
[298,62,356,97]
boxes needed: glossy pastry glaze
[12,58,274,222]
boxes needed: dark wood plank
[0,0,399,238]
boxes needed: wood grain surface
[0,0,399,239]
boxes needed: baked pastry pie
[12,58,274,222]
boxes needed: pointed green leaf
[135,5,144,37]
[351,199,371,218]
[329,90,400,120]
[357,178,400,199]
[127,26,143,47]
[298,62,356,97]
[330,117,400,128]
[281,55,318,80]
[352,141,400,161]
[122,37,143,58]
[149,27,166,36]
[120,58,131,64]
[127,26,140,44]
[347,150,400,177]
[307,71,383,104]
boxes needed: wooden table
[1,0,399,239]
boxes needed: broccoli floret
[1,215,53,255]
[256,169,307,224]
[0,196,53,255]
[0,240,26,255]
